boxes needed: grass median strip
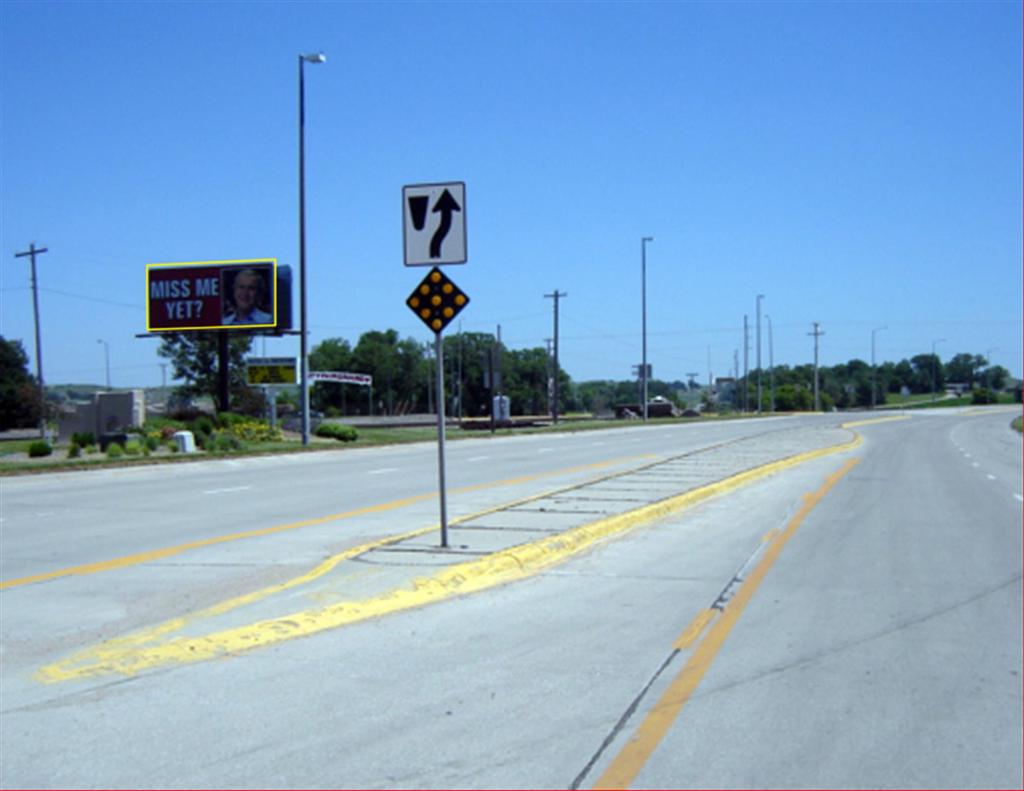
[37,433,861,683]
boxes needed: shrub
[68,443,82,458]
[216,411,247,429]
[230,420,284,443]
[124,439,143,456]
[210,432,242,452]
[315,423,358,442]
[106,442,124,458]
[144,435,161,452]
[191,415,215,438]
[972,388,998,405]
[71,432,95,447]
[28,441,53,458]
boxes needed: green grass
[0,439,41,455]
[1013,417,1022,433]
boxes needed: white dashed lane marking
[203,486,252,495]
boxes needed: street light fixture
[641,236,653,421]
[97,339,111,389]
[931,338,946,403]
[871,325,886,409]
[299,51,326,446]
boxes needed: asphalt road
[1,408,1020,788]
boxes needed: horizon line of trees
[0,333,1018,430]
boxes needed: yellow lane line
[840,415,910,428]
[592,457,861,790]
[2,455,651,591]
[37,433,860,683]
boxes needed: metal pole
[871,325,886,409]
[641,237,653,420]
[435,331,449,548]
[931,339,945,403]
[809,322,824,411]
[97,339,110,389]
[742,315,749,413]
[298,52,325,447]
[544,290,567,423]
[756,294,763,414]
[15,243,48,439]
[298,55,310,446]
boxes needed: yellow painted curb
[38,432,861,683]
[840,415,910,428]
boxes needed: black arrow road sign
[429,189,461,258]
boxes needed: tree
[157,332,257,413]
[0,336,42,430]
[309,338,353,414]
[350,329,431,415]
[945,353,985,387]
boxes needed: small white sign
[310,371,373,387]
[403,182,466,266]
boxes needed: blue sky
[2,0,1021,389]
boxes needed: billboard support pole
[217,331,230,412]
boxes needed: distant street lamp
[299,51,326,446]
[985,347,999,389]
[641,236,653,420]
[756,294,764,414]
[931,338,946,403]
[97,339,111,389]
[871,326,886,409]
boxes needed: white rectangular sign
[403,182,467,266]
[310,371,373,386]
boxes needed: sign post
[434,331,448,547]
[406,266,470,548]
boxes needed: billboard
[146,259,277,332]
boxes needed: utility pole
[544,337,554,417]
[544,290,567,423]
[160,363,167,389]
[871,325,887,409]
[809,322,825,411]
[756,294,764,414]
[742,315,749,413]
[707,345,712,391]
[97,339,111,389]
[640,237,654,421]
[14,243,49,439]
[766,314,775,412]
[733,349,740,411]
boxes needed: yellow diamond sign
[407,267,469,333]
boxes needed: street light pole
[931,338,946,403]
[871,325,886,409]
[641,236,653,421]
[756,294,764,414]
[985,347,999,389]
[299,51,326,447]
[97,339,111,389]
